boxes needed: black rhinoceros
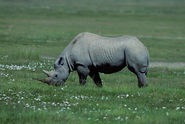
[36,32,149,88]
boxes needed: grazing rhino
[36,32,149,88]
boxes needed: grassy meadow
[0,0,185,123]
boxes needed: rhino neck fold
[64,53,74,72]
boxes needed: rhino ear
[58,57,64,65]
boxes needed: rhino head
[36,57,70,86]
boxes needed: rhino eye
[55,74,58,78]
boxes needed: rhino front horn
[33,78,51,85]
[43,70,54,77]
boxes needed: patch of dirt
[150,62,185,69]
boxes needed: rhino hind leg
[137,72,147,88]
[77,65,90,86]
[89,71,102,87]
[127,65,148,88]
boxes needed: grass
[0,67,185,124]
[0,0,185,123]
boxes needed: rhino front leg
[77,65,90,86]
[89,71,102,87]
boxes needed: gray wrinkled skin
[38,32,149,88]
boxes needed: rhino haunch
[37,32,149,88]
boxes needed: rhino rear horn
[43,70,54,77]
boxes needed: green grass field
[0,0,185,123]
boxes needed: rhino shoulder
[71,32,86,45]
[72,32,101,45]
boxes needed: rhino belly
[96,63,126,74]
[94,58,126,74]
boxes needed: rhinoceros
[36,32,149,88]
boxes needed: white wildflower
[176,107,180,110]
[162,107,166,109]
[166,112,169,116]
[126,94,129,98]
[125,116,128,120]
[115,116,121,120]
